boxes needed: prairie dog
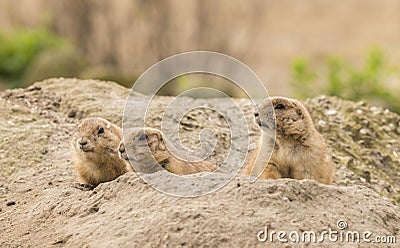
[246,96,334,184]
[119,127,218,175]
[71,117,132,187]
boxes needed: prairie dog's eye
[97,127,105,136]
[138,133,148,141]
[275,103,285,110]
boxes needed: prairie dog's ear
[296,108,303,116]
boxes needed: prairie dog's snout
[254,111,261,126]
[254,102,275,130]
[78,137,88,146]
[77,137,90,151]
[118,141,128,160]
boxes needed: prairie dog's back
[119,127,218,175]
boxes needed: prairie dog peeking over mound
[71,117,132,187]
[119,127,218,175]
[250,96,335,184]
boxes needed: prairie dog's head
[122,127,165,157]
[255,97,314,140]
[73,117,122,161]
[120,127,166,173]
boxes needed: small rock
[381,125,394,132]
[345,107,353,113]
[88,205,99,213]
[68,110,76,118]
[325,109,337,115]
[356,101,367,107]
[52,239,65,245]
[369,106,381,115]
[359,128,372,136]
[52,101,60,108]
[15,94,25,99]
[6,201,16,206]
[26,85,41,91]
[361,120,369,127]
[362,171,371,183]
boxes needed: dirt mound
[0,78,399,247]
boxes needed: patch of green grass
[0,28,67,87]
[291,47,400,113]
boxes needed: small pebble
[370,106,381,115]
[361,120,369,127]
[325,109,337,115]
[68,110,76,118]
[26,85,41,91]
[6,201,16,206]
[359,128,372,136]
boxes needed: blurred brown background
[0,0,399,106]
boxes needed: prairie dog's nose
[254,111,261,126]
[119,142,125,153]
[78,137,88,146]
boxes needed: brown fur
[119,127,218,175]
[71,117,132,186]
[244,96,335,184]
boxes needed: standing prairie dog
[71,117,132,187]
[119,127,218,175]
[245,96,335,184]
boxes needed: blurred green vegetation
[291,47,400,113]
[0,28,68,88]
[156,73,249,98]
[0,28,136,89]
